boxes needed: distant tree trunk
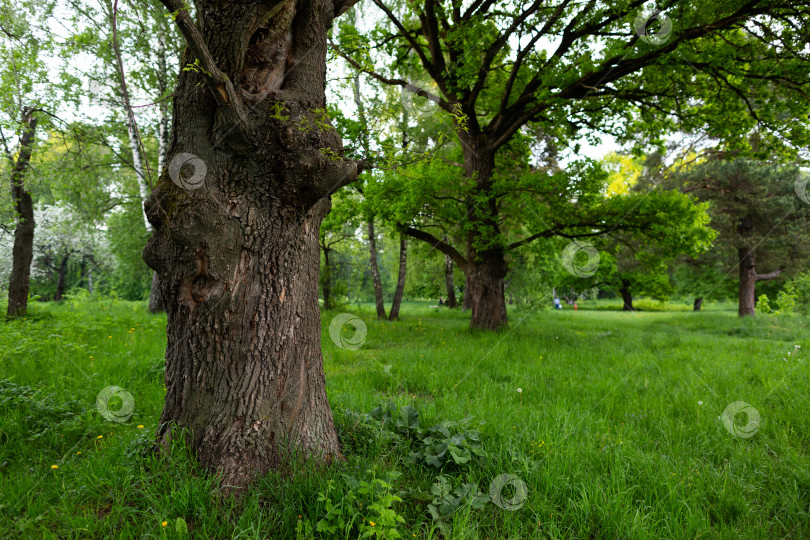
[156,32,171,176]
[619,279,634,311]
[143,0,357,489]
[321,244,333,310]
[87,265,94,293]
[6,108,38,318]
[738,247,757,316]
[148,272,163,312]
[148,31,171,314]
[54,254,70,301]
[124,102,151,232]
[461,276,471,311]
[444,252,457,308]
[738,246,782,317]
[388,233,407,320]
[367,218,386,319]
[693,297,703,311]
[113,14,164,313]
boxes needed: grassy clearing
[1,297,809,539]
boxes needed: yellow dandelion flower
[162,521,168,527]
[97,435,103,439]
[137,425,144,429]
[370,521,376,527]
[51,464,58,469]
[77,451,81,455]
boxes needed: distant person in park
[553,297,562,309]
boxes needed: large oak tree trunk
[467,258,507,329]
[7,109,38,318]
[144,0,357,488]
[367,218,386,319]
[463,146,508,329]
[444,252,457,308]
[388,233,407,320]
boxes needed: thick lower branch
[404,227,469,271]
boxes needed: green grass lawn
[1,297,809,539]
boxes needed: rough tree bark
[6,108,38,318]
[738,246,782,317]
[466,250,508,328]
[387,232,407,320]
[144,0,359,488]
[619,279,634,311]
[462,144,508,329]
[444,252,457,308]
[367,218,387,319]
[693,297,703,311]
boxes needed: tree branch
[404,227,469,271]
[158,0,246,126]
[755,268,783,281]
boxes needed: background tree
[335,0,810,329]
[555,188,715,310]
[1,0,58,316]
[667,158,810,316]
[64,0,181,311]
